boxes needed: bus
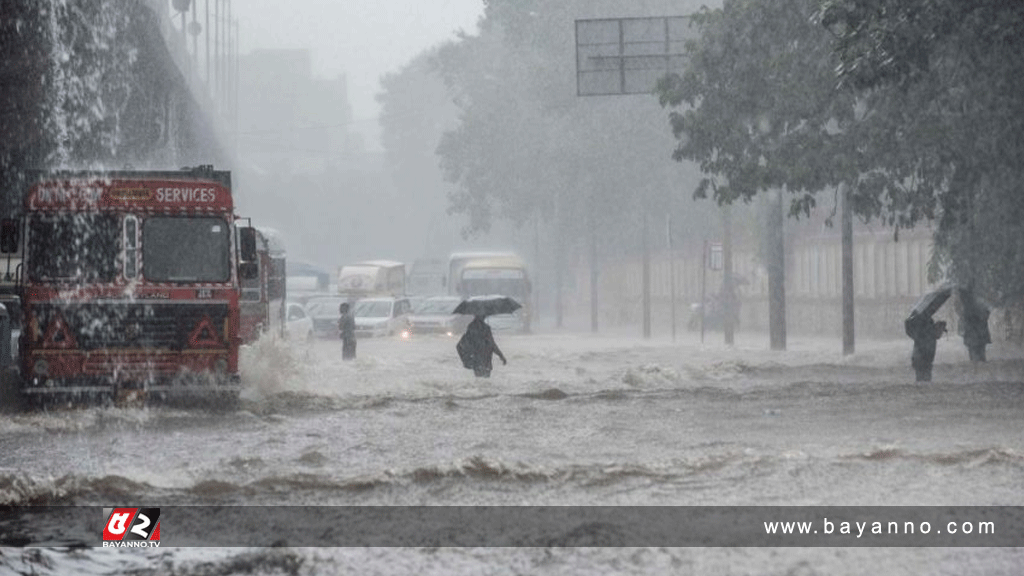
[239,227,286,343]
[448,251,531,332]
[0,166,256,406]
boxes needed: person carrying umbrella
[905,285,951,382]
[457,315,507,377]
[957,288,991,362]
[454,295,518,378]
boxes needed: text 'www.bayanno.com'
[764,517,995,539]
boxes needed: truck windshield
[460,278,528,300]
[28,214,120,282]
[143,217,231,282]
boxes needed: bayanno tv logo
[102,507,161,548]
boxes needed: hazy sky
[232,0,483,150]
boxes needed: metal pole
[642,211,651,339]
[700,238,707,344]
[533,214,540,328]
[669,214,676,342]
[191,0,198,65]
[723,204,734,346]
[234,18,240,154]
[214,0,219,108]
[555,195,564,329]
[205,0,210,86]
[590,213,599,333]
[226,0,232,118]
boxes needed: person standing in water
[457,315,506,377]
[338,302,356,360]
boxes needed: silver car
[304,295,347,339]
[407,296,470,337]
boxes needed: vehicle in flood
[238,227,287,344]
[353,296,412,338]
[0,166,259,407]
[407,295,469,337]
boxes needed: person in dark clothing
[958,289,991,362]
[906,312,946,382]
[338,302,356,360]
[457,315,506,377]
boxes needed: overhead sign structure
[575,16,698,96]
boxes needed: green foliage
[821,0,1024,305]
[656,0,1024,306]
[655,0,855,217]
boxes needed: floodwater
[1,327,1022,574]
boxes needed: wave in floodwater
[2,445,1020,507]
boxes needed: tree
[655,0,857,215]
[820,0,1024,308]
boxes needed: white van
[337,260,405,298]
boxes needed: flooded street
[2,329,1023,574]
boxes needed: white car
[353,297,412,338]
[408,296,470,337]
[284,301,314,342]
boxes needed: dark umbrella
[905,284,952,339]
[909,284,953,320]
[453,295,522,317]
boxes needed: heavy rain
[1,0,1023,574]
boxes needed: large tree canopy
[820,0,1024,305]
[657,0,1024,307]
[656,0,856,218]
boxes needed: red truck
[0,166,258,407]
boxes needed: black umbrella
[453,295,521,317]
[909,284,953,320]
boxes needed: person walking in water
[958,288,991,362]
[457,315,506,377]
[338,302,356,360]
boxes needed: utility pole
[841,183,855,355]
[533,214,540,329]
[590,226,599,333]
[191,0,198,65]
[205,0,210,86]
[555,196,564,329]
[642,210,651,339]
[214,0,219,109]
[700,239,707,344]
[768,190,787,350]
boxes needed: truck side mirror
[0,219,19,254]
[239,226,257,262]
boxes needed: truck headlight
[33,358,48,376]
